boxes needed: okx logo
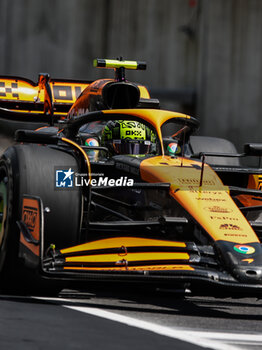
[56,168,74,188]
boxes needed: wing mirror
[244,143,262,156]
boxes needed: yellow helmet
[101,120,156,155]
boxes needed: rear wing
[0,74,91,121]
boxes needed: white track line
[185,331,262,342]
[63,305,241,350]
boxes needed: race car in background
[0,59,262,295]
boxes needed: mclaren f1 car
[1,58,262,295]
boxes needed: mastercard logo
[233,245,255,255]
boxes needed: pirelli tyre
[0,144,82,294]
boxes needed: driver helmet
[101,120,156,155]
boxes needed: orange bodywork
[236,194,262,208]
[235,174,262,208]
[247,174,262,191]
[140,156,259,244]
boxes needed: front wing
[18,196,262,296]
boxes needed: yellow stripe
[63,265,195,271]
[61,237,186,254]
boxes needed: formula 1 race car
[1,58,262,295]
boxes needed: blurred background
[0,0,262,149]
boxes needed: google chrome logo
[167,143,181,155]
[233,245,255,255]
[85,138,99,147]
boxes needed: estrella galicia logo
[56,168,74,188]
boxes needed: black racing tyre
[189,136,240,166]
[0,144,82,294]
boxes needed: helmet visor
[112,140,152,155]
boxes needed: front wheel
[0,144,82,294]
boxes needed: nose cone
[215,241,262,284]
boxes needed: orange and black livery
[1,58,262,295]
